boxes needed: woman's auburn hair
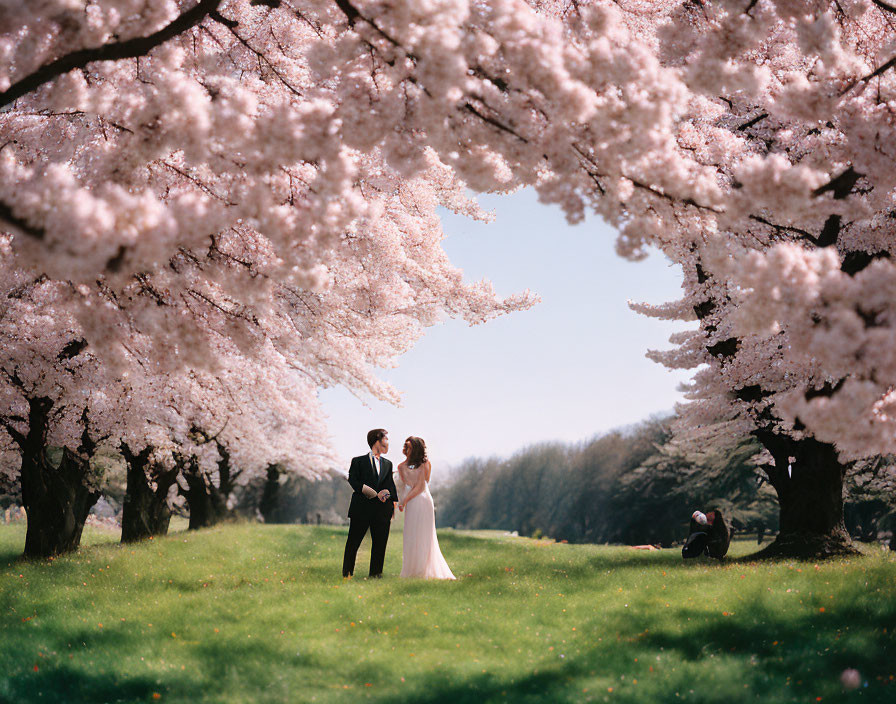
[405,436,427,467]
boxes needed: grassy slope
[0,522,894,704]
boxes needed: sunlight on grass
[1,524,894,703]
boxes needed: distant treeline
[225,466,351,526]
[433,416,895,546]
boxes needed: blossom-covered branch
[0,0,226,109]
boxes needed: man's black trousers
[342,512,391,577]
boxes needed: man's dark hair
[367,428,387,448]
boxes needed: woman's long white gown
[399,464,455,579]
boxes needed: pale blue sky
[318,189,693,473]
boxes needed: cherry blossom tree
[0,236,325,552]
[112,336,341,539]
[0,248,111,557]
[618,0,896,556]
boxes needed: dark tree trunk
[121,443,179,542]
[212,439,242,514]
[755,435,856,558]
[19,398,99,559]
[179,456,228,530]
[259,464,281,523]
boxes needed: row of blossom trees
[2,0,896,556]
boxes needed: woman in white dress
[396,437,455,580]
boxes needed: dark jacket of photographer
[683,509,732,560]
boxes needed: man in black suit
[342,428,399,578]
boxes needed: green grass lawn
[1,521,894,704]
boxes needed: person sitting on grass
[682,508,732,561]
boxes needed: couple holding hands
[341,429,455,580]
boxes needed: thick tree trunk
[212,439,244,518]
[756,437,857,559]
[22,449,100,559]
[19,398,100,559]
[259,464,281,523]
[179,456,229,530]
[121,444,179,542]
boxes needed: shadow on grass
[192,636,326,689]
[729,543,885,564]
[635,597,896,700]
[642,598,895,661]
[380,597,896,704]
[0,547,22,565]
[436,531,524,549]
[1,622,314,704]
[0,665,198,704]
[387,668,579,704]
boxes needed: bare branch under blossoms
[0,0,225,108]
[209,12,304,98]
[843,54,896,93]
[463,103,529,143]
[628,178,721,213]
[155,161,235,206]
[0,418,26,449]
[812,166,864,200]
[747,214,816,243]
[333,0,403,49]
[0,200,45,240]
[872,0,896,17]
